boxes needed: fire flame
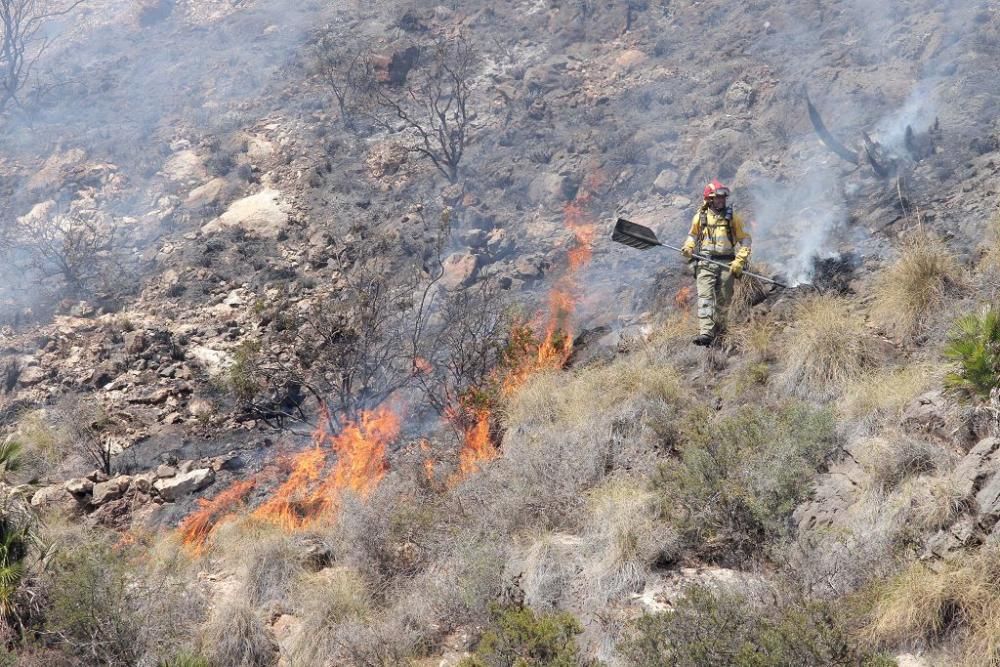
[179,479,257,551]
[674,285,693,309]
[252,407,400,530]
[452,175,600,477]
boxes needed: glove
[730,257,745,277]
[681,240,695,260]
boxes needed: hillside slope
[0,0,998,665]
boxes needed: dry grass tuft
[855,434,952,492]
[872,231,963,339]
[777,295,879,398]
[202,594,277,667]
[505,349,682,430]
[288,567,372,666]
[581,480,674,605]
[841,365,936,435]
[730,317,776,363]
[869,547,1000,665]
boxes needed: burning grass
[253,406,399,530]
[178,479,256,551]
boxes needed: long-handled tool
[611,218,789,289]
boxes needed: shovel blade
[612,218,661,250]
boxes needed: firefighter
[680,179,752,346]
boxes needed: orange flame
[179,479,257,551]
[674,285,693,309]
[252,407,400,530]
[455,409,496,477]
[451,177,600,479]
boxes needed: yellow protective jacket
[685,204,751,262]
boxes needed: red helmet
[703,179,730,200]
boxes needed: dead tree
[0,0,87,113]
[11,203,121,297]
[245,209,450,430]
[313,29,376,132]
[370,35,479,184]
[804,89,941,179]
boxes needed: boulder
[184,177,228,209]
[615,49,648,72]
[163,149,208,182]
[201,188,291,239]
[653,170,676,195]
[440,251,479,290]
[527,173,566,206]
[30,484,76,513]
[188,346,233,377]
[900,390,951,440]
[133,472,157,494]
[513,255,546,279]
[17,366,48,387]
[92,475,132,505]
[724,81,756,111]
[124,330,149,356]
[153,468,215,501]
[156,464,178,478]
[953,437,1000,498]
[64,477,94,497]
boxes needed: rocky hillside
[0,0,999,665]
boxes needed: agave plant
[944,307,1000,400]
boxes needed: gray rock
[513,255,546,279]
[953,437,1000,498]
[64,477,94,496]
[440,251,479,290]
[92,475,132,505]
[31,484,75,512]
[153,468,215,501]
[124,331,148,356]
[527,173,566,206]
[133,472,157,494]
[18,366,48,386]
[156,464,178,479]
[653,170,676,195]
[925,516,979,559]
[901,390,950,440]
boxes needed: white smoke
[747,169,847,287]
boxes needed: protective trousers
[694,261,733,337]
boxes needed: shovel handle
[661,243,788,289]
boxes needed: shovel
[611,218,789,289]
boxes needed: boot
[692,333,713,346]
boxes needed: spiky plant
[0,518,29,619]
[0,440,21,479]
[944,307,1000,400]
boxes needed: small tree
[10,202,123,298]
[370,35,479,183]
[0,0,87,113]
[313,29,376,132]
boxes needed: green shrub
[459,602,589,667]
[944,307,1000,400]
[621,585,895,667]
[44,538,142,666]
[227,340,263,402]
[654,403,839,564]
